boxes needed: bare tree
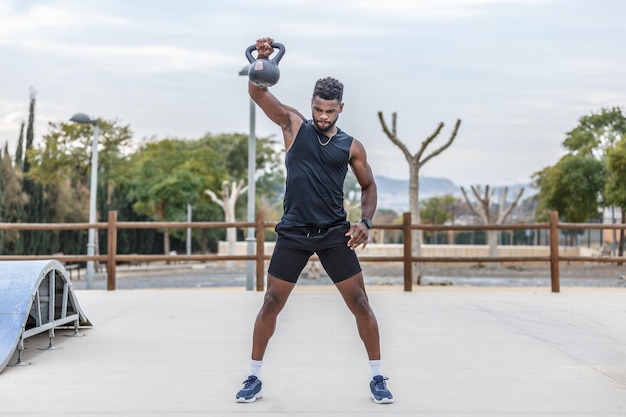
[378,111,462,284]
[205,180,248,267]
[460,185,524,266]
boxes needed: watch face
[362,219,372,229]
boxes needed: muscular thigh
[268,246,312,283]
[317,228,362,284]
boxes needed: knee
[260,291,285,317]
[349,294,374,317]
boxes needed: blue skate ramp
[0,260,92,374]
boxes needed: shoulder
[283,113,308,151]
[283,105,307,125]
[293,119,313,138]
[349,137,366,158]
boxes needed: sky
[1,0,625,188]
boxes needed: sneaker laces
[242,376,258,389]
[373,376,389,390]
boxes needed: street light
[70,112,99,289]
[239,65,256,291]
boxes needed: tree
[0,143,29,253]
[461,185,524,264]
[420,194,459,244]
[26,118,134,256]
[605,137,626,257]
[563,106,626,160]
[199,132,285,220]
[561,107,625,217]
[420,195,457,225]
[0,146,4,252]
[0,144,3,253]
[205,179,248,265]
[20,88,51,254]
[196,133,285,248]
[28,119,133,194]
[115,133,284,255]
[372,208,401,243]
[534,155,605,244]
[23,88,36,172]
[122,138,226,255]
[378,111,461,283]
[534,106,626,247]
[15,121,25,169]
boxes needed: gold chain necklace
[316,130,336,146]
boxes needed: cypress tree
[23,88,36,173]
[0,145,4,253]
[0,145,4,214]
[21,88,52,254]
[1,142,29,254]
[15,121,25,169]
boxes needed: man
[236,37,393,405]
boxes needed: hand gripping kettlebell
[245,42,286,87]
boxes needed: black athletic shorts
[268,222,362,284]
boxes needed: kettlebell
[245,42,286,87]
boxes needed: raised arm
[248,37,305,150]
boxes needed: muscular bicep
[350,139,378,219]
[249,83,291,125]
[349,139,376,189]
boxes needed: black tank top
[281,120,353,227]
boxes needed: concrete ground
[1,286,625,416]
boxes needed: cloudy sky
[1,0,624,187]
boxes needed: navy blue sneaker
[370,375,394,404]
[236,375,263,403]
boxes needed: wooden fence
[1,211,625,293]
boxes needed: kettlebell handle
[245,42,286,65]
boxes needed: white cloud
[563,58,619,76]
[19,40,236,73]
[0,3,126,42]
[340,0,551,19]
[0,0,624,188]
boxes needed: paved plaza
[1,285,625,416]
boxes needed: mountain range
[374,175,535,213]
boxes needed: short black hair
[313,77,343,102]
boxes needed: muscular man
[236,37,393,405]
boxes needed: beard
[314,118,337,133]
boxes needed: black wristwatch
[360,218,372,229]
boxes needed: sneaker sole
[370,394,394,404]
[236,390,263,403]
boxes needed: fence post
[403,212,413,292]
[107,210,118,291]
[255,211,265,292]
[549,211,560,293]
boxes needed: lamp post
[70,112,99,289]
[239,66,256,291]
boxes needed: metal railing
[1,211,625,292]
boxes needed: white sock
[369,359,383,379]
[250,359,263,379]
